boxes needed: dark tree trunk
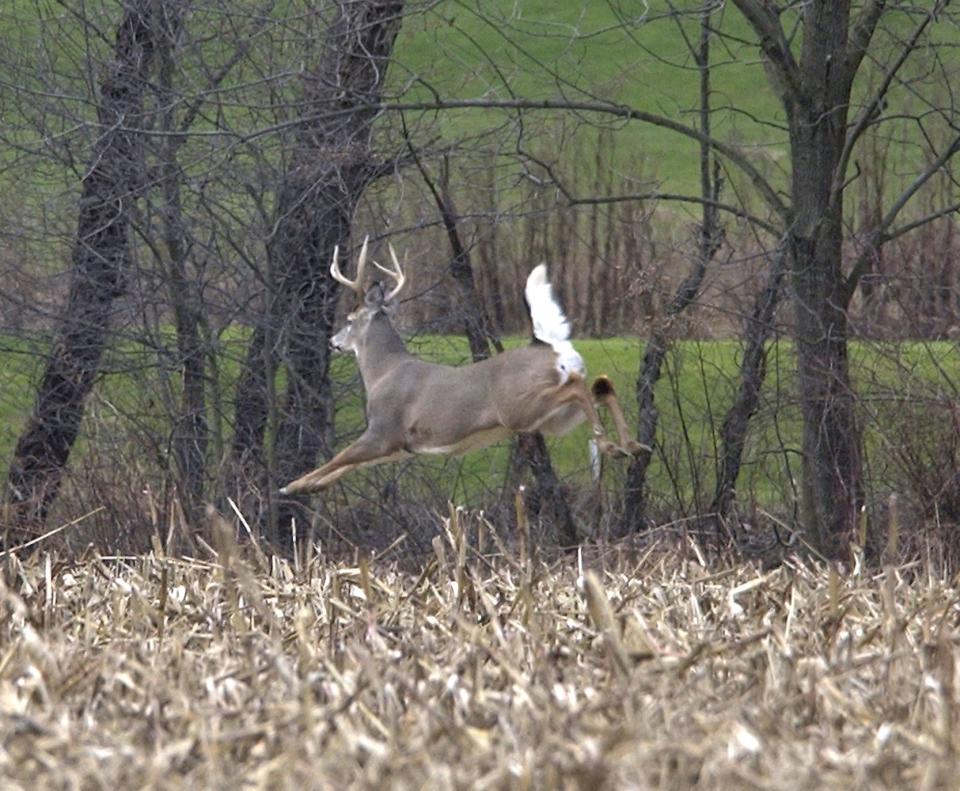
[414,146,578,545]
[410,148,503,361]
[163,139,208,525]
[155,1,207,523]
[788,2,864,557]
[513,433,579,547]
[621,3,719,533]
[791,227,864,557]
[231,323,271,486]
[230,1,404,545]
[712,247,786,517]
[4,2,160,536]
[270,187,351,514]
[732,0,875,557]
[619,230,716,531]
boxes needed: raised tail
[525,264,571,345]
[524,264,584,382]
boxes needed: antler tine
[373,243,406,302]
[329,235,370,296]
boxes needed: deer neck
[357,312,410,386]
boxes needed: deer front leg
[591,376,650,456]
[279,429,407,495]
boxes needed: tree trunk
[427,153,503,361]
[791,226,864,557]
[270,189,350,520]
[788,2,864,558]
[230,1,404,545]
[155,1,208,524]
[513,433,579,546]
[732,0,870,557]
[621,3,718,533]
[4,2,160,536]
[712,247,786,517]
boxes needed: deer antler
[279,260,646,497]
[372,244,406,302]
[330,235,370,297]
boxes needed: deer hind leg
[540,375,634,457]
[591,376,650,456]
[279,430,408,496]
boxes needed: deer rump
[368,344,592,457]
[280,250,642,497]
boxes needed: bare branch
[730,0,802,112]
[883,201,960,245]
[844,132,960,297]
[833,2,946,208]
[567,192,780,236]
[845,0,887,81]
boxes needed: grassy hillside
[391,0,959,206]
[393,1,785,193]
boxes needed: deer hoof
[624,440,651,456]
[596,439,617,456]
[598,440,636,458]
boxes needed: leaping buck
[279,238,646,496]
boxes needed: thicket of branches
[1,0,959,564]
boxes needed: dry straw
[0,518,958,789]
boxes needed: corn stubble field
[1,513,958,790]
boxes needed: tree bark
[4,1,161,536]
[711,246,787,517]
[788,2,864,558]
[731,0,870,558]
[155,0,207,523]
[230,1,404,545]
[621,2,719,533]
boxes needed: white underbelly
[413,426,513,456]
[533,404,586,436]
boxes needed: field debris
[0,529,958,788]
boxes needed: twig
[0,506,105,559]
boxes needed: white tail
[525,263,584,384]
[279,243,648,496]
[526,263,571,345]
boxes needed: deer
[279,237,648,496]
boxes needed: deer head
[279,249,647,497]
[329,235,406,356]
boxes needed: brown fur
[281,257,647,496]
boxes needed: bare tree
[730,0,958,556]
[230,0,405,543]
[621,0,722,533]
[4,1,171,535]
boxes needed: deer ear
[364,282,386,308]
